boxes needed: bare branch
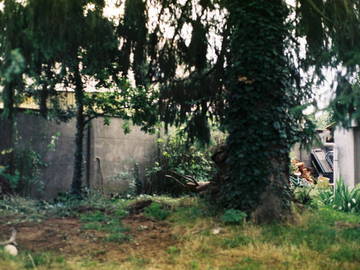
[0,228,17,246]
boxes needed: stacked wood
[291,160,314,184]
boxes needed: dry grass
[0,197,360,270]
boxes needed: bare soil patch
[0,213,176,262]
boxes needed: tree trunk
[251,156,292,224]
[71,63,85,196]
[221,0,292,223]
[1,81,16,194]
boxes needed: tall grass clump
[318,179,360,213]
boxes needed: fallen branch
[0,228,17,246]
[165,171,211,193]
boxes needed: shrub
[144,202,170,221]
[293,186,314,205]
[0,147,46,196]
[318,179,360,213]
[144,131,216,196]
[221,209,247,225]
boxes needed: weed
[80,211,108,223]
[293,186,314,205]
[330,246,360,262]
[340,228,360,242]
[166,246,181,255]
[222,258,262,270]
[126,256,150,268]
[170,206,203,223]
[318,179,360,213]
[221,235,252,248]
[189,260,200,270]
[221,209,247,225]
[144,202,170,221]
[23,252,66,269]
[104,232,129,243]
[80,210,129,243]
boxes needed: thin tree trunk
[3,82,15,175]
[71,63,85,195]
[0,82,15,194]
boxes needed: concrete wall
[291,130,331,168]
[354,127,360,186]
[291,143,312,167]
[334,124,359,188]
[0,114,77,198]
[0,113,157,199]
[89,118,157,194]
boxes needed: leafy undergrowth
[0,195,360,270]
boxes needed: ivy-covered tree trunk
[71,63,85,195]
[222,0,292,223]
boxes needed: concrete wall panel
[334,127,356,187]
[0,113,157,199]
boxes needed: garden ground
[0,195,360,270]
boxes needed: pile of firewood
[291,160,314,184]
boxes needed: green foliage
[23,253,66,269]
[83,82,158,133]
[261,207,360,253]
[13,147,46,195]
[0,165,20,191]
[144,202,170,221]
[145,131,214,195]
[221,209,247,225]
[0,196,46,223]
[318,179,360,213]
[170,206,204,224]
[221,235,252,248]
[218,0,305,214]
[329,76,360,127]
[80,209,130,243]
[107,168,139,198]
[104,233,129,243]
[166,246,181,255]
[293,186,314,206]
[0,0,159,196]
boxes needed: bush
[293,186,314,205]
[144,131,216,196]
[221,209,247,225]
[318,179,360,213]
[0,147,46,196]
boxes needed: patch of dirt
[0,214,177,262]
[127,199,153,214]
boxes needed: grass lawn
[0,195,359,270]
